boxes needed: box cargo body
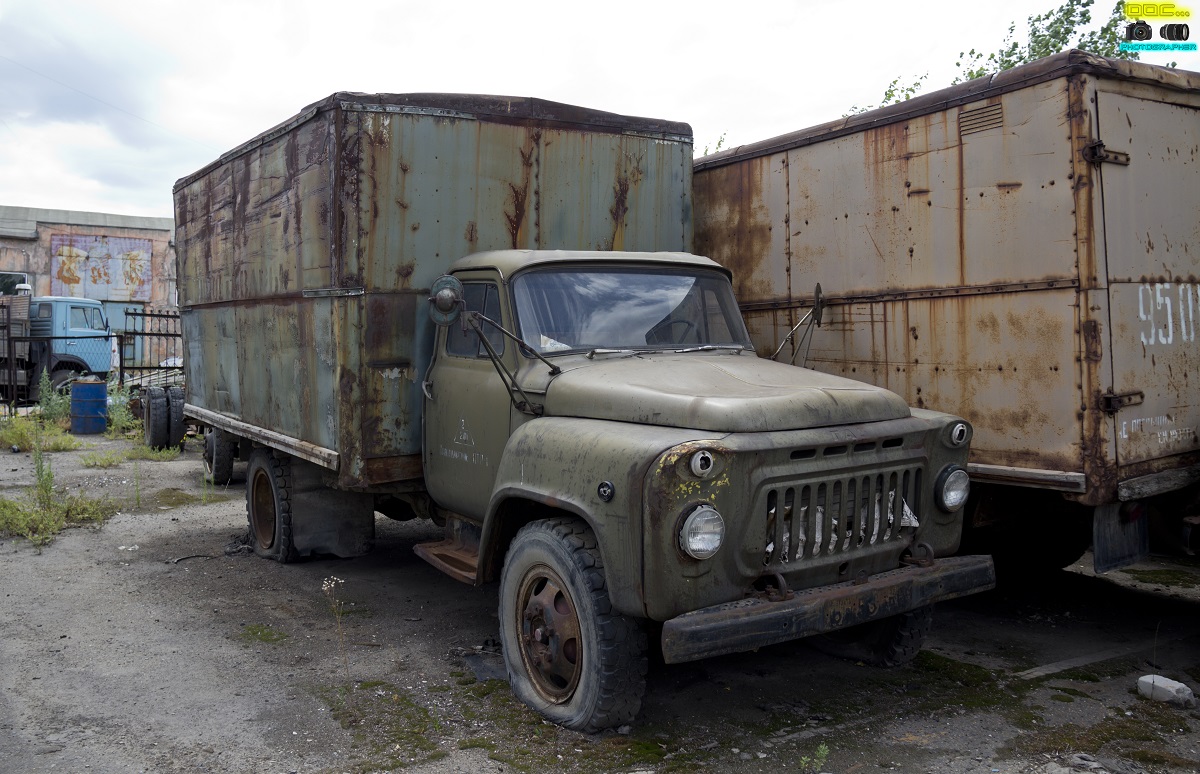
[694,52,1200,560]
[175,93,692,489]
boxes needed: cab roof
[448,250,731,280]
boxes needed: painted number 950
[1138,282,1198,346]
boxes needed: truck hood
[541,353,911,432]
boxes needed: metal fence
[0,306,184,403]
[116,308,183,390]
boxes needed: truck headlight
[679,504,724,560]
[935,465,970,512]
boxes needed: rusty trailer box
[174,94,692,489]
[694,52,1200,563]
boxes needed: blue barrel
[70,379,108,435]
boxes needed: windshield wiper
[673,344,750,353]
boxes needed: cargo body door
[1097,90,1200,478]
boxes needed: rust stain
[504,131,541,249]
[693,156,775,303]
[504,182,528,249]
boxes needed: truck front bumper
[660,555,995,664]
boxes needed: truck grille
[762,467,921,567]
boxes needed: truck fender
[478,417,711,618]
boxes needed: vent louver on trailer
[959,104,1004,136]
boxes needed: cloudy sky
[1,0,1195,219]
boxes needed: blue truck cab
[29,296,112,385]
[0,295,112,402]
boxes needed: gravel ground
[1,434,1198,773]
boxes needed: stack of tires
[142,386,186,451]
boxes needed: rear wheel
[812,605,933,667]
[498,517,646,732]
[203,429,236,485]
[142,386,169,449]
[246,447,296,562]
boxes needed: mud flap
[1092,502,1148,573]
[290,457,375,558]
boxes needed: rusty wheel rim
[250,467,276,550]
[516,563,582,704]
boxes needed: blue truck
[0,292,112,403]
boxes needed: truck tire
[203,429,236,485]
[49,369,78,393]
[812,605,933,667]
[246,447,296,563]
[498,517,646,732]
[166,386,186,450]
[142,387,169,449]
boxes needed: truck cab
[420,250,994,730]
[0,294,110,401]
[29,296,112,387]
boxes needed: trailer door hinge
[1082,141,1130,166]
[1100,390,1144,413]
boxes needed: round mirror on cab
[429,275,464,326]
[812,283,824,327]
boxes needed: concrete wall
[0,206,175,310]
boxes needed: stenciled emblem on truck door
[454,417,475,447]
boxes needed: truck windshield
[511,266,752,354]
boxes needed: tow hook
[764,572,793,602]
[901,542,936,568]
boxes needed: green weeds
[105,381,140,437]
[0,420,116,546]
[80,450,126,468]
[125,444,180,462]
[0,415,80,452]
[37,369,71,425]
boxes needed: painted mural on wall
[50,234,152,302]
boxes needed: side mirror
[812,283,824,327]
[428,275,464,326]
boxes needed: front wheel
[498,517,646,732]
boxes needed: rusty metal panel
[693,153,789,315]
[177,95,692,488]
[696,78,1085,475]
[1098,90,1200,469]
[807,291,1082,471]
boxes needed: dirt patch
[1,435,1198,773]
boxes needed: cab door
[422,276,517,519]
[62,303,111,374]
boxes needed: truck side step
[415,535,480,583]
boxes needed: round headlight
[690,450,716,478]
[935,465,970,512]
[679,504,725,560]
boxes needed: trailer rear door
[1098,91,1200,473]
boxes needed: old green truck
[174,93,994,730]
